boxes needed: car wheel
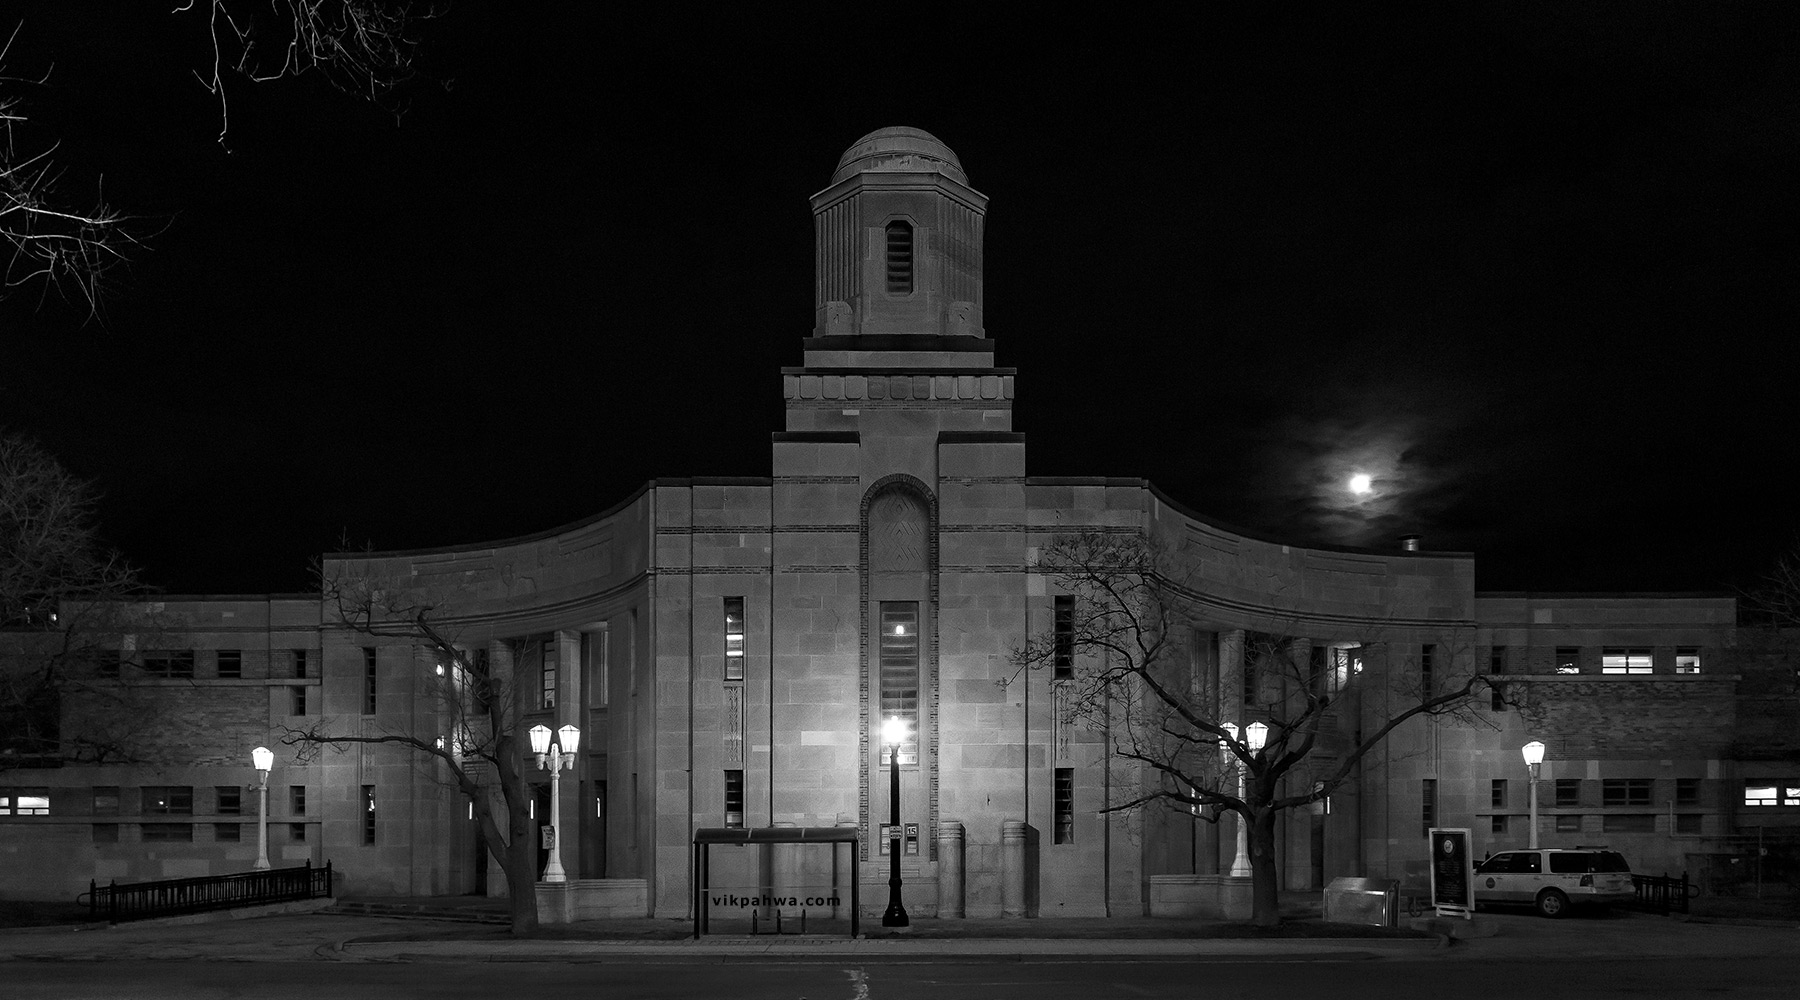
[1536,889,1569,918]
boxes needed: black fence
[86,861,332,924]
[1630,871,1692,915]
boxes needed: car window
[1477,853,1512,873]
[1548,851,1630,874]
[1478,852,1538,874]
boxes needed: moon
[1349,473,1372,495]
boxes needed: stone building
[2,128,1775,913]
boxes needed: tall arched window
[884,220,913,294]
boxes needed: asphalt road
[7,957,1800,1000]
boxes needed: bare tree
[3,3,440,316]
[175,1,442,146]
[1,24,142,320]
[1013,529,1494,927]
[0,430,173,771]
[284,566,543,936]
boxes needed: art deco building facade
[2,129,1770,913]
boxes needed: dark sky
[3,4,1796,598]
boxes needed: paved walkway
[0,896,1792,965]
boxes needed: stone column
[1000,820,1027,918]
[937,821,965,918]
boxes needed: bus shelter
[691,826,861,938]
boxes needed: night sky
[3,4,1795,598]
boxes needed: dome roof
[830,126,967,186]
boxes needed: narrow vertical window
[291,685,307,715]
[363,647,378,715]
[1491,779,1507,809]
[583,630,608,708]
[885,220,913,294]
[1053,596,1074,680]
[540,641,557,710]
[1489,645,1506,710]
[362,785,377,845]
[293,649,308,679]
[1422,778,1437,836]
[724,770,744,829]
[1054,767,1074,844]
[217,649,241,679]
[290,786,306,815]
[724,597,746,681]
[1420,644,1435,699]
[879,602,920,764]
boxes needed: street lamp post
[251,746,273,871]
[880,715,910,928]
[529,723,581,883]
[1521,740,1545,850]
[1221,722,1268,877]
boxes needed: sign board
[1428,827,1474,919]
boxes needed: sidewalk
[1,893,1792,965]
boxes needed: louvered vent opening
[885,221,913,294]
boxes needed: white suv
[1473,848,1636,917]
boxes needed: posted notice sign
[1428,827,1475,920]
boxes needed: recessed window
[1675,648,1701,674]
[216,649,241,679]
[1554,779,1581,808]
[884,220,913,294]
[289,823,307,842]
[290,786,306,815]
[216,786,241,815]
[1420,644,1435,698]
[1053,596,1074,680]
[141,823,193,842]
[92,823,119,844]
[293,649,309,679]
[1603,778,1652,807]
[724,770,744,829]
[724,597,746,682]
[1743,783,1800,807]
[1491,779,1507,809]
[1555,814,1582,832]
[144,786,193,815]
[1601,648,1653,674]
[1676,778,1700,806]
[291,685,308,716]
[1555,647,1581,675]
[143,650,195,678]
[1054,768,1075,844]
[214,822,241,842]
[1491,814,1507,835]
[1421,778,1437,836]
[92,786,120,815]
[0,788,50,815]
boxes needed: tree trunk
[1249,810,1282,927]
[499,824,539,936]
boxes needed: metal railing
[86,861,332,924]
[1630,871,1692,915]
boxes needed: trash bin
[1322,877,1399,927]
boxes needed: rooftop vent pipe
[1399,534,1421,552]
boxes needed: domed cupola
[807,127,989,360]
